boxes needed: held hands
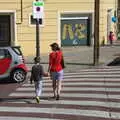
[44,72,49,77]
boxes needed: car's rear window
[12,47,22,55]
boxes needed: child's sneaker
[36,96,40,103]
[56,95,60,100]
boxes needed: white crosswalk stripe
[0,66,120,120]
[0,117,58,120]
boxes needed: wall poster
[61,18,89,46]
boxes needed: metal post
[94,0,100,65]
[117,0,120,36]
[36,18,40,58]
[118,0,120,8]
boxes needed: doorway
[0,13,15,47]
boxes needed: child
[30,57,48,103]
[109,31,116,45]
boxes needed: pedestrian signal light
[36,7,40,11]
[32,0,44,19]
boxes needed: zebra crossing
[0,66,120,120]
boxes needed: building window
[60,13,92,46]
[0,15,11,46]
[30,15,43,25]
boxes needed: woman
[48,42,64,100]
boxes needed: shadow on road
[0,96,56,104]
[0,97,33,104]
[107,57,120,66]
[0,78,15,84]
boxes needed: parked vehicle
[0,46,28,82]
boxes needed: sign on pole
[32,0,44,59]
[32,0,44,19]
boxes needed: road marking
[0,117,57,120]
[0,106,110,118]
[9,92,120,99]
[16,87,120,92]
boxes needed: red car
[0,46,28,82]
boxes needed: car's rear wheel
[11,69,26,83]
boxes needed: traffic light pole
[94,0,100,65]
[117,0,120,35]
[36,18,40,59]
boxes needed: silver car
[0,46,28,82]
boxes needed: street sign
[32,0,44,19]
[112,16,117,23]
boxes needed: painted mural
[61,19,88,46]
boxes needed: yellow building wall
[0,0,117,56]
[17,0,94,56]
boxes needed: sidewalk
[26,45,120,72]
